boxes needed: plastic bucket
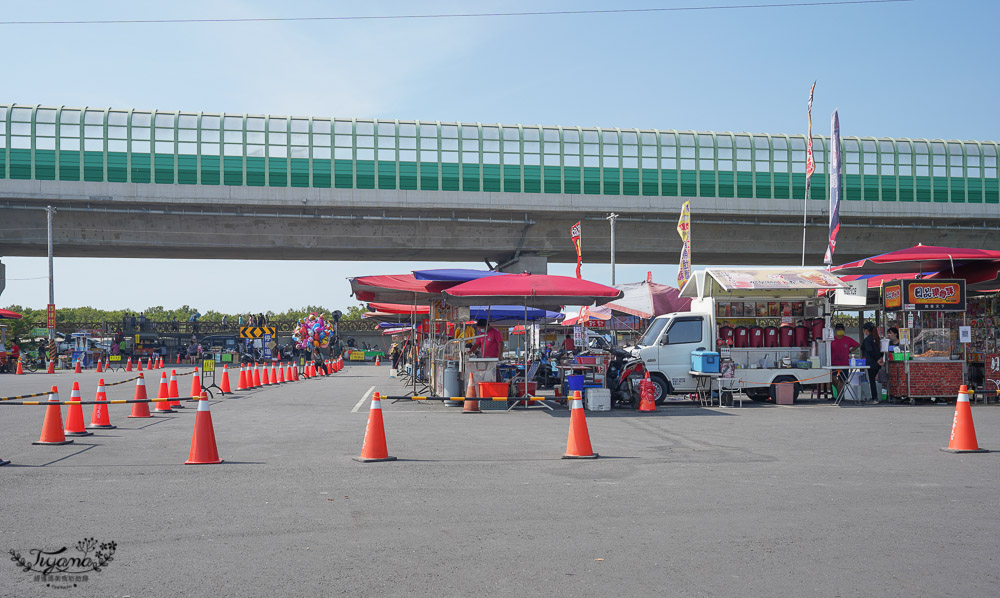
[478,382,509,399]
[567,375,585,394]
[514,382,537,396]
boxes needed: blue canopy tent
[412,268,508,282]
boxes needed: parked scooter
[606,347,645,409]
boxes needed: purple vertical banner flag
[824,110,841,266]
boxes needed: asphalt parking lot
[1,364,997,597]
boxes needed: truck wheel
[650,375,671,404]
[768,376,801,403]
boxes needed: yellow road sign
[239,326,276,339]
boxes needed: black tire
[721,391,734,407]
[768,376,801,403]
[650,374,671,405]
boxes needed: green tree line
[0,304,369,339]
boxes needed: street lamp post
[606,212,618,285]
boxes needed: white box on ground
[585,388,611,411]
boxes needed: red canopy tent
[0,308,23,319]
[442,273,622,308]
[833,245,1000,276]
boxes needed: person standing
[474,319,504,359]
[861,322,883,403]
[830,323,860,398]
[562,333,575,353]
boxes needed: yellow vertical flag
[676,201,691,290]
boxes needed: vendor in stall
[473,319,503,359]
[831,323,860,397]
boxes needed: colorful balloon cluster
[292,313,334,349]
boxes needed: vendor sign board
[901,279,966,312]
[834,279,868,307]
[706,268,847,291]
[883,283,903,311]
[349,350,365,361]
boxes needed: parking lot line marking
[352,386,375,413]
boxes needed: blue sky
[2,0,995,313]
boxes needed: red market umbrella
[833,245,1000,275]
[349,274,459,303]
[367,302,431,314]
[927,261,1000,291]
[0,308,23,319]
[442,273,623,308]
[561,305,613,327]
[603,280,692,319]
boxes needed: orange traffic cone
[87,378,115,429]
[353,392,396,462]
[168,370,182,408]
[220,366,232,395]
[185,397,223,465]
[176,353,180,364]
[74,359,82,374]
[236,365,248,390]
[638,371,657,412]
[190,367,206,400]
[34,386,73,445]
[154,372,175,413]
[276,364,285,384]
[125,357,132,372]
[137,357,143,372]
[941,385,989,453]
[47,359,55,374]
[253,364,262,388]
[463,372,481,414]
[270,364,278,384]
[375,355,381,366]
[292,363,299,381]
[64,381,93,437]
[128,374,152,418]
[262,365,271,386]
[146,357,153,371]
[563,391,598,459]
[15,357,24,375]
[95,358,103,373]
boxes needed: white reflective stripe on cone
[197,399,211,412]
[570,399,583,409]
[957,392,969,403]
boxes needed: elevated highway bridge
[1,102,998,272]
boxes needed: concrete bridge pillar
[498,254,548,275]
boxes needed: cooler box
[584,388,611,411]
[691,350,720,374]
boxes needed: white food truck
[634,268,849,403]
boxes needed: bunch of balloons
[292,313,334,349]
